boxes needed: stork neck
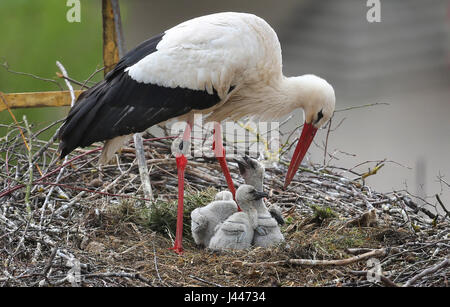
[244,177,263,192]
[277,76,309,109]
[251,76,309,120]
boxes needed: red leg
[169,121,192,254]
[169,154,187,254]
[212,123,241,211]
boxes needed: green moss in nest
[139,187,218,241]
[310,204,337,224]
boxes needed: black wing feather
[58,32,221,158]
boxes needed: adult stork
[58,12,335,254]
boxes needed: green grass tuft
[111,188,218,241]
[310,204,337,224]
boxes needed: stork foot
[169,244,184,255]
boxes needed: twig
[43,247,58,277]
[39,61,77,218]
[323,116,332,165]
[334,102,390,113]
[360,163,385,180]
[403,258,449,287]
[152,241,165,286]
[188,275,223,287]
[0,92,31,151]
[348,270,398,287]
[56,61,75,103]
[435,194,449,219]
[134,133,154,204]
[1,61,63,91]
[56,72,89,88]
[22,115,33,216]
[240,248,391,267]
[83,272,153,286]
[81,66,104,89]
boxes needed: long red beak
[284,123,318,189]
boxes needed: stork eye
[315,109,324,124]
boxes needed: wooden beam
[0,90,84,113]
[102,0,120,76]
[0,1,118,112]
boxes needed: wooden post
[102,0,120,75]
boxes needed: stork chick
[191,191,238,247]
[208,185,267,251]
[214,191,234,201]
[252,214,285,248]
[235,156,285,225]
[252,195,285,248]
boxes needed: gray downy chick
[252,213,285,247]
[214,190,234,201]
[191,191,238,247]
[208,185,267,251]
[252,195,285,247]
[235,156,285,226]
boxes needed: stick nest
[0,120,448,287]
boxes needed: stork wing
[58,12,281,158]
[125,13,275,97]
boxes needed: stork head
[234,155,265,190]
[236,185,268,211]
[214,190,233,201]
[283,75,335,189]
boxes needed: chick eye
[315,109,324,124]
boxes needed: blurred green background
[0,0,122,138]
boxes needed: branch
[1,61,63,90]
[56,72,89,88]
[22,115,33,216]
[435,194,449,219]
[348,270,398,287]
[334,102,390,113]
[403,258,449,287]
[134,133,154,203]
[83,272,153,286]
[239,248,391,268]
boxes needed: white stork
[58,12,335,254]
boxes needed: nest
[0,118,448,287]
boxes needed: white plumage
[124,12,334,125]
[126,13,281,100]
